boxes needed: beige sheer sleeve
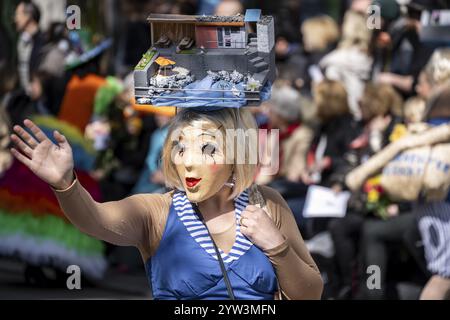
[258,185,324,300]
[53,177,322,298]
[53,177,172,261]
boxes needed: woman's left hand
[240,205,285,252]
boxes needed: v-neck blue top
[145,189,278,300]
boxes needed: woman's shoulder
[254,185,292,223]
[256,184,284,203]
[132,190,177,259]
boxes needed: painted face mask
[172,121,233,203]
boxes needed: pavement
[0,257,152,300]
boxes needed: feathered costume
[0,115,106,279]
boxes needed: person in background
[294,80,361,238]
[14,1,44,96]
[374,0,437,97]
[403,97,427,125]
[0,22,12,75]
[415,48,450,101]
[305,80,361,189]
[301,15,339,61]
[214,0,243,16]
[132,109,174,195]
[5,1,45,126]
[320,3,374,119]
[57,41,111,134]
[85,73,159,202]
[355,84,423,299]
[37,22,73,115]
[256,83,314,196]
[0,107,12,177]
[0,54,17,121]
[414,52,450,299]
[416,88,450,300]
[277,15,339,97]
[402,48,450,129]
[356,83,404,153]
[328,82,410,300]
[0,33,15,219]
[27,20,78,117]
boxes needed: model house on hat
[133,9,275,109]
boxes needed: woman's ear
[224,169,236,188]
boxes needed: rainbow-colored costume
[0,116,106,279]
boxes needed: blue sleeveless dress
[145,189,278,300]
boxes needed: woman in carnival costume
[9,104,323,299]
[9,20,322,300]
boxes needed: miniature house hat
[133,10,276,111]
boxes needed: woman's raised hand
[10,119,75,190]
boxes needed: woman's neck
[197,186,234,221]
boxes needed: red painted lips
[186,177,201,188]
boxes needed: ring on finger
[239,216,246,227]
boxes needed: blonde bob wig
[162,107,258,200]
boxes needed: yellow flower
[389,124,408,142]
[368,190,380,203]
[367,175,381,187]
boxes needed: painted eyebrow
[176,132,214,140]
[198,132,216,138]
[180,124,223,138]
[198,125,223,138]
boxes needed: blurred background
[1,0,450,300]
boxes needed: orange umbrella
[131,99,176,117]
[155,57,176,76]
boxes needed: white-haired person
[9,106,323,300]
[414,49,450,299]
[416,87,450,300]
